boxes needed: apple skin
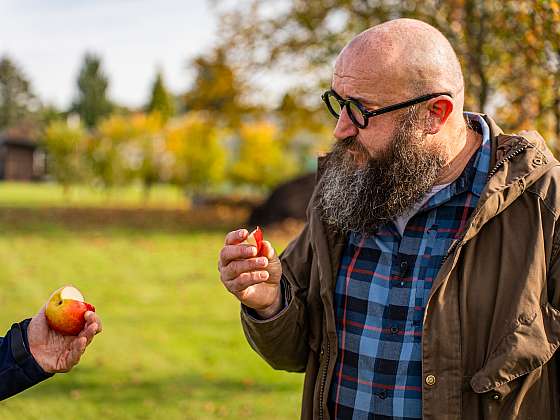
[245,226,264,256]
[45,287,96,336]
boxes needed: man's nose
[333,106,359,140]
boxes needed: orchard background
[0,0,558,419]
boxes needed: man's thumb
[261,240,276,260]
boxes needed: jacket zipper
[485,143,530,182]
[440,238,462,267]
[319,338,330,420]
[440,142,531,268]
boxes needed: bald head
[334,18,464,109]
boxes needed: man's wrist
[254,289,283,319]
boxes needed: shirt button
[491,392,501,400]
[425,374,436,386]
[377,390,387,399]
[390,326,399,334]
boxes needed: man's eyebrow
[350,95,382,108]
[331,88,380,106]
[349,95,377,105]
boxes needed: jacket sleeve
[0,319,53,401]
[241,221,313,372]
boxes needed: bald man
[218,18,560,419]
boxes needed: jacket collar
[460,114,559,242]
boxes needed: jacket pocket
[470,302,560,394]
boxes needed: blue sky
[0,0,218,108]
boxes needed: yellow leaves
[164,113,227,189]
[551,0,560,25]
[97,112,163,142]
[44,120,85,153]
[525,31,538,47]
[43,119,88,185]
[231,119,298,190]
[42,109,312,193]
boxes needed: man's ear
[425,96,454,134]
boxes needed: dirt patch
[0,205,250,233]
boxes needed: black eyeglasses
[321,89,453,129]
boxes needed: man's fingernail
[257,258,267,265]
[259,272,268,279]
[239,230,245,238]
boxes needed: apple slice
[245,226,264,256]
[45,286,96,336]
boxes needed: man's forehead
[334,48,377,77]
[332,62,397,104]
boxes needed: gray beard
[316,109,446,236]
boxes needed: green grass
[0,182,187,208]
[0,185,303,419]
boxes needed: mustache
[330,136,372,166]
[335,136,362,152]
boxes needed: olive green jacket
[242,115,560,419]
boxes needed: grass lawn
[0,184,304,419]
[0,182,188,209]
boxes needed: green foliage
[184,48,247,127]
[123,113,172,196]
[72,53,113,128]
[230,120,298,191]
[166,113,227,194]
[147,71,176,122]
[0,56,38,129]
[43,120,87,189]
[86,114,129,188]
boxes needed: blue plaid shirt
[328,113,492,419]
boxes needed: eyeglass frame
[321,89,453,129]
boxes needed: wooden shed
[0,131,46,181]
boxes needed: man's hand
[27,305,102,373]
[219,229,283,318]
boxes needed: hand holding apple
[45,286,96,335]
[243,226,264,256]
[219,228,284,318]
[27,286,102,373]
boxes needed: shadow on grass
[5,368,300,405]
[0,206,250,236]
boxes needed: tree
[276,91,332,172]
[165,113,227,195]
[230,120,298,191]
[147,70,175,122]
[183,47,248,127]
[72,53,113,128]
[216,0,560,144]
[0,56,38,129]
[43,120,87,193]
[490,0,560,151]
[85,114,129,189]
[119,113,171,198]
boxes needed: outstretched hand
[27,306,102,373]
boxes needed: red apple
[245,226,264,256]
[45,286,95,336]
